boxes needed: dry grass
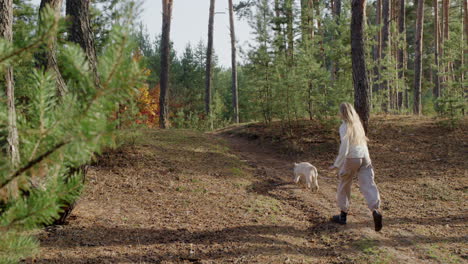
[34,116,467,263]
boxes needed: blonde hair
[339,102,368,146]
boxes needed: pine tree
[37,0,67,96]
[433,0,441,98]
[159,0,173,128]
[352,0,370,132]
[66,0,100,87]
[205,0,215,116]
[0,8,144,263]
[414,0,424,115]
[1,0,20,167]
[228,0,239,123]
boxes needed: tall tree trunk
[205,0,215,115]
[443,0,449,40]
[433,0,441,98]
[373,0,382,98]
[442,0,450,83]
[351,0,370,133]
[0,0,20,167]
[301,0,314,119]
[66,0,100,87]
[398,0,407,108]
[462,0,467,86]
[391,0,397,110]
[285,0,294,63]
[301,0,314,44]
[413,0,424,115]
[331,0,341,81]
[381,0,390,112]
[159,0,173,128]
[228,0,239,123]
[308,0,314,40]
[316,2,324,60]
[334,0,342,17]
[38,0,67,96]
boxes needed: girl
[328,102,382,232]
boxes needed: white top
[333,122,370,168]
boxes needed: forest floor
[34,115,467,264]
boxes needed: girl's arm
[333,123,349,168]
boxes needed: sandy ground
[33,116,467,263]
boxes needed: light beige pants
[337,158,381,213]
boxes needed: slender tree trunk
[413,0,424,115]
[442,0,450,83]
[398,0,407,108]
[462,0,467,86]
[373,0,382,97]
[301,0,314,120]
[391,0,396,110]
[38,0,67,96]
[381,0,390,112]
[331,0,341,81]
[228,0,239,123]
[301,0,314,119]
[205,0,215,115]
[308,0,314,40]
[335,0,342,17]
[0,0,20,167]
[66,0,100,87]
[316,3,324,60]
[351,0,370,133]
[443,0,449,40]
[285,0,294,63]
[301,0,312,45]
[433,0,441,98]
[159,0,173,128]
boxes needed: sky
[31,0,253,67]
[140,0,253,67]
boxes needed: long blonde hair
[339,102,368,145]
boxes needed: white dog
[293,162,319,191]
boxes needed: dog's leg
[314,175,319,192]
[294,173,301,184]
[306,173,312,189]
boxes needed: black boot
[332,211,347,225]
[373,210,383,232]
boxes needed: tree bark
[442,0,450,83]
[0,0,20,167]
[159,0,173,128]
[381,0,390,112]
[228,0,239,123]
[373,0,382,96]
[443,0,449,40]
[205,0,215,115]
[433,0,441,98]
[398,0,408,108]
[300,0,314,44]
[38,0,67,96]
[334,0,342,17]
[413,0,424,115]
[331,0,341,81]
[66,0,100,87]
[463,0,467,87]
[351,0,370,133]
[285,0,294,63]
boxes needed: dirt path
[34,117,467,263]
[220,133,424,264]
[218,117,467,264]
